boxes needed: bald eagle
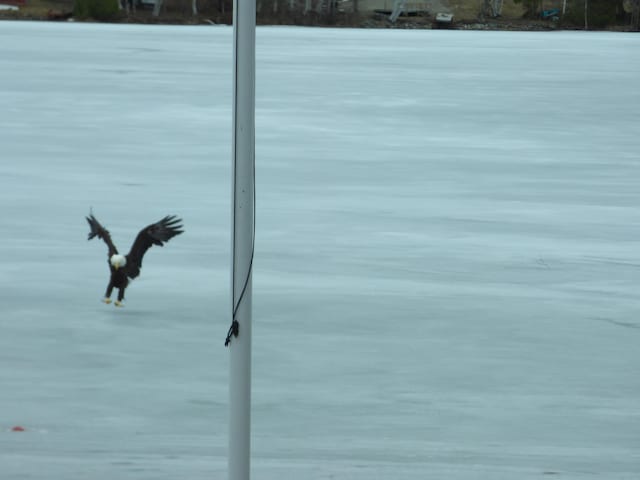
[86,213,184,307]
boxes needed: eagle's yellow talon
[114,301,124,307]
[103,298,112,304]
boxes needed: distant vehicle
[131,0,157,8]
[541,8,560,19]
[435,12,453,28]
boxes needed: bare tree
[152,0,163,16]
[632,0,640,30]
[487,0,503,17]
[584,0,588,29]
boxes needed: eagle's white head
[110,254,127,270]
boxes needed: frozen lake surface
[1,21,639,479]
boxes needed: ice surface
[0,21,639,479]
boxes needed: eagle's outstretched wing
[125,215,183,279]
[86,213,119,257]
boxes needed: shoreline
[0,7,637,32]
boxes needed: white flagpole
[228,0,255,477]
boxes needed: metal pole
[229,0,255,477]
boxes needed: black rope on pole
[225,319,239,347]
[226,223,254,347]
[225,245,253,347]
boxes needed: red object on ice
[11,426,25,432]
